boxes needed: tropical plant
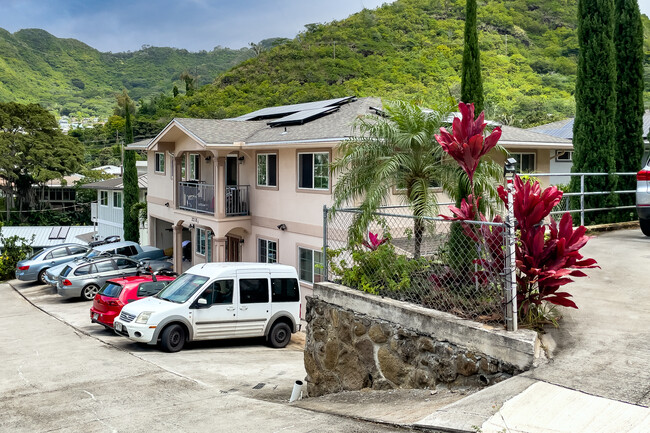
[331,99,454,258]
[0,231,33,280]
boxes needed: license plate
[115,322,122,332]
[92,313,99,320]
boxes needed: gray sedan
[57,256,144,301]
[15,244,90,283]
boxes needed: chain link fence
[324,206,512,326]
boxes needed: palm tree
[331,100,454,258]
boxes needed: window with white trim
[189,154,200,181]
[100,191,108,206]
[155,152,165,173]
[511,152,536,173]
[298,152,329,190]
[555,150,573,161]
[257,153,277,187]
[298,247,323,284]
[113,191,122,208]
[258,238,277,263]
[196,228,206,255]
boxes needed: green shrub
[0,233,34,280]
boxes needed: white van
[112,262,301,352]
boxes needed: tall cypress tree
[122,96,140,243]
[460,0,483,115]
[571,0,617,224]
[614,0,644,205]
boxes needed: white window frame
[555,150,573,162]
[258,238,277,263]
[298,152,329,190]
[298,246,324,284]
[196,228,206,256]
[100,191,108,207]
[257,153,277,187]
[113,191,122,209]
[155,152,165,173]
[189,153,200,181]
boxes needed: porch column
[173,224,183,273]
[214,237,227,262]
[216,156,226,219]
[148,214,155,246]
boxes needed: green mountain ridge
[172,0,650,127]
[0,27,257,117]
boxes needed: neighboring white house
[82,174,148,243]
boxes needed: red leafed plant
[497,177,599,314]
[362,232,388,251]
[436,101,598,326]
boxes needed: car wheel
[160,324,185,352]
[81,284,100,301]
[38,269,48,285]
[268,322,292,348]
[641,218,650,237]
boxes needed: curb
[585,220,638,234]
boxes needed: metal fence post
[323,205,329,282]
[504,181,518,332]
[580,175,585,227]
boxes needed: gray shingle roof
[499,125,573,146]
[173,118,266,145]
[81,174,147,190]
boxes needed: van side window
[213,280,233,304]
[239,278,269,304]
[271,278,299,302]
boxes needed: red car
[90,273,176,329]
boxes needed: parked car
[637,164,650,236]
[113,263,301,352]
[15,243,90,283]
[90,272,176,329]
[56,255,171,301]
[43,241,170,286]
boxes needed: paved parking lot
[1,280,408,432]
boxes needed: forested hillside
[172,0,650,127]
[0,28,257,117]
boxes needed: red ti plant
[497,177,599,313]
[362,232,388,251]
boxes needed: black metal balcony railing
[178,181,215,215]
[226,185,249,216]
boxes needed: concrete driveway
[527,228,650,407]
[1,280,408,432]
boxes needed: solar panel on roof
[267,106,339,127]
[49,226,69,240]
[235,96,354,121]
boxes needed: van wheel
[81,284,100,301]
[268,322,291,348]
[160,324,185,352]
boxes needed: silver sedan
[15,244,90,283]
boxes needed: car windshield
[100,282,123,298]
[155,273,209,304]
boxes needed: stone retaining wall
[304,282,540,397]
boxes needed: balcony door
[226,155,238,187]
[226,235,240,262]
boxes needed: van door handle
[226,306,235,311]
[240,306,248,311]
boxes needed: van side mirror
[197,298,208,306]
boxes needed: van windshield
[155,273,209,304]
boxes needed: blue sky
[0,0,396,53]
[1,0,648,53]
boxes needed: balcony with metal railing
[177,182,249,217]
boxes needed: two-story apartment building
[144,96,571,305]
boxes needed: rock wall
[304,284,535,397]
